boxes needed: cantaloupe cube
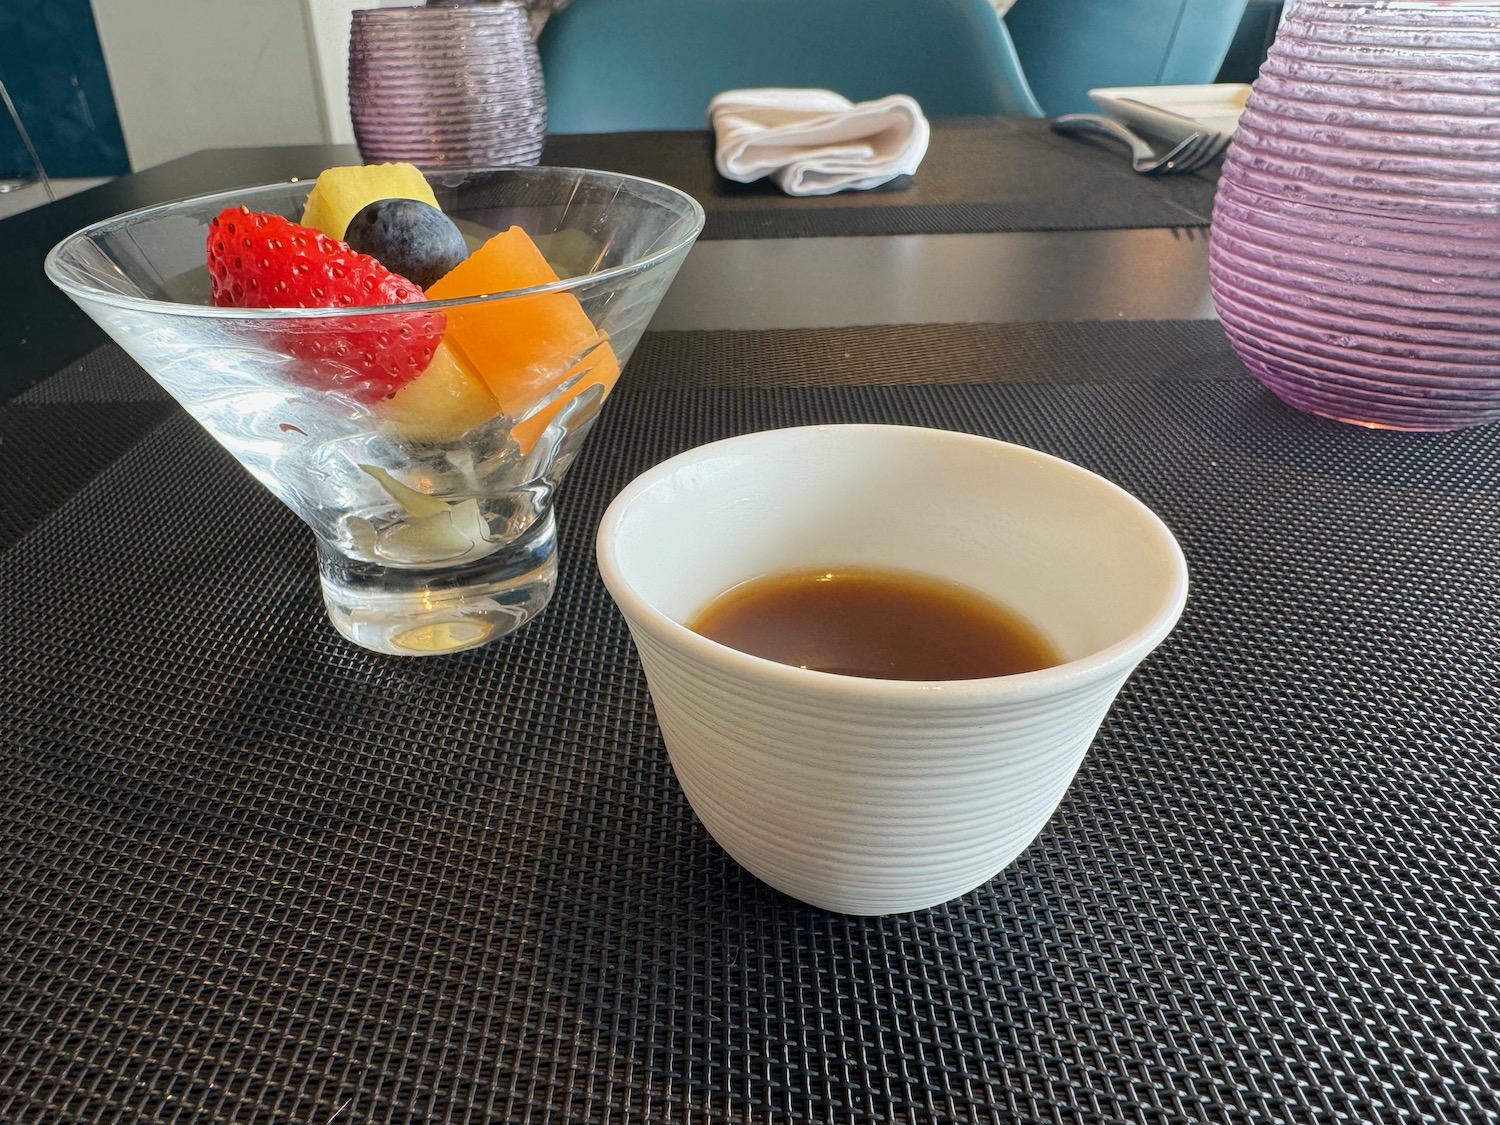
[301,163,441,240]
[375,342,500,443]
[425,226,603,413]
[511,341,621,453]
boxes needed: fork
[1051,114,1229,176]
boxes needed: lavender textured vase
[349,2,546,169]
[1210,0,1500,430]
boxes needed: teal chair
[537,0,1043,134]
[1004,0,1251,116]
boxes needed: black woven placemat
[1,354,173,551]
[543,118,1220,239]
[2,327,1498,1123]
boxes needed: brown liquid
[687,567,1063,680]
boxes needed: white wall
[92,0,331,170]
[304,0,362,147]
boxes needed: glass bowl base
[316,512,557,656]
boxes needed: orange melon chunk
[511,341,621,453]
[426,226,604,414]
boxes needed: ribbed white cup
[596,425,1188,914]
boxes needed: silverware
[1051,114,1229,175]
[1110,97,1236,164]
[1111,97,1209,142]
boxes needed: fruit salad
[202,162,623,569]
[208,162,619,451]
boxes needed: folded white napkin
[709,88,930,197]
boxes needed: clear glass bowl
[46,166,704,654]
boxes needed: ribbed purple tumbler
[349,1,547,168]
[1210,0,1500,430]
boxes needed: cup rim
[44,164,707,321]
[596,424,1190,707]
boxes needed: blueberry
[342,197,468,291]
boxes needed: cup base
[316,512,557,656]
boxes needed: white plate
[1088,83,1252,139]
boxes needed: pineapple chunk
[375,343,500,443]
[301,163,441,241]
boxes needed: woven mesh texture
[2,349,174,550]
[13,345,169,406]
[1,328,1498,1123]
[543,119,1219,239]
[626,320,1240,391]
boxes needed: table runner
[2,329,1497,1122]
[543,119,1221,239]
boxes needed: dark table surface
[2,126,1497,1124]
[1,118,1221,399]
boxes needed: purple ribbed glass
[349,2,546,169]
[1209,0,1500,430]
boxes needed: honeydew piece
[377,499,493,563]
[374,342,500,443]
[425,226,603,413]
[511,341,622,453]
[300,162,441,240]
[359,464,448,517]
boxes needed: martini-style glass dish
[47,166,703,655]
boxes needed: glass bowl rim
[44,164,707,321]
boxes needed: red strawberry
[207,207,445,402]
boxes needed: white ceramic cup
[596,425,1188,914]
